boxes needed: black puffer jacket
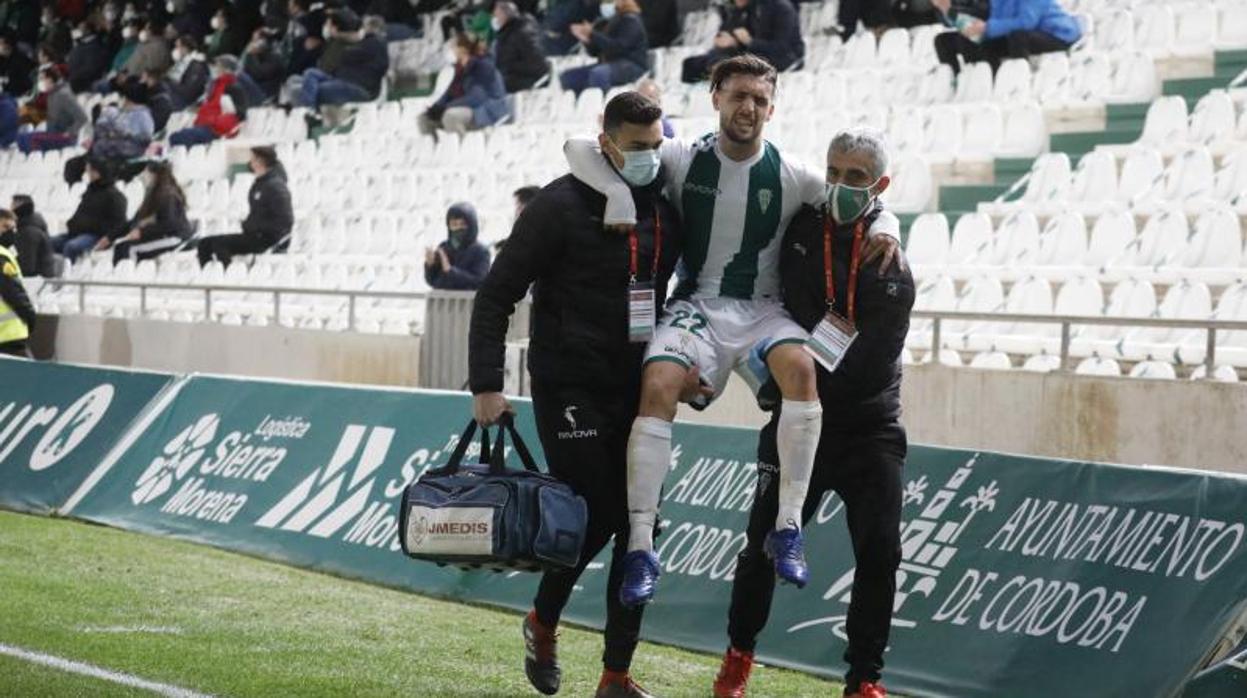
[240,166,293,244]
[425,202,492,291]
[494,15,547,93]
[770,203,914,427]
[470,172,682,394]
[13,206,55,278]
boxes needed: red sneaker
[845,681,887,698]
[712,647,755,698]
[595,669,655,697]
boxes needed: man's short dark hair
[328,8,362,32]
[709,54,778,93]
[251,145,279,169]
[11,194,33,211]
[0,209,16,223]
[513,186,540,206]
[602,91,663,133]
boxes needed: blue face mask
[614,145,660,187]
[600,2,616,19]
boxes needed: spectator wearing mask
[63,78,153,184]
[10,195,56,278]
[559,0,649,96]
[0,209,36,358]
[141,68,173,133]
[283,0,327,77]
[165,34,209,109]
[205,8,232,58]
[103,161,192,263]
[97,18,145,88]
[425,202,491,291]
[0,32,34,96]
[39,6,73,58]
[280,6,351,106]
[419,34,511,136]
[242,31,284,101]
[197,146,293,267]
[934,0,1081,75]
[51,157,129,262]
[16,67,87,153]
[541,0,599,56]
[169,55,248,147]
[297,9,388,108]
[681,0,803,82]
[18,44,62,125]
[121,20,172,78]
[492,1,548,93]
[634,78,673,137]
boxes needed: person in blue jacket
[933,0,1081,75]
[0,92,17,149]
[419,34,512,136]
[425,202,492,291]
[558,0,649,96]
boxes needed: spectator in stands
[492,1,548,93]
[283,0,327,78]
[39,6,73,58]
[638,0,678,49]
[242,30,284,101]
[10,195,56,278]
[121,19,172,80]
[0,209,36,358]
[559,0,649,96]
[51,157,129,262]
[142,68,173,133]
[837,0,893,41]
[681,0,803,82]
[63,78,153,184]
[425,202,491,291]
[541,0,599,56]
[513,185,540,219]
[296,9,388,108]
[79,17,139,94]
[197,146,293,267]
[279,7,351,107]
[419,34,511,136]
[105,161,192,264]
[165,34,209,110]
[0,31,35,96]
[16,66,87,153]
[933,0,1081,75]
[0,91,15,148]
[205,7,233,58]
[168,55,248,147]
[635,78,673,137]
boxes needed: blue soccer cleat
[764,525,809,588]
[618,550,661,607]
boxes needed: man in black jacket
[10,195,56,278]
[559,0,649,96]
[713,128,914,698]
[197,146,294,267]
[50,158,129,263]
[297,9,389,107]
[681,0,804,82]
[492,2,548,93]
[470,92,697,698]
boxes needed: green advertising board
[1182,637,1247,697]
[59,372,1247,698]
[0,358,174,514]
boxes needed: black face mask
[0,228,15,248]
[448,228,469,249]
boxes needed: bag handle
[443,418,493,475]
[488,412,541,475]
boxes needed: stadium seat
[992,59,1033,104]
[1188,91,1238,154]
[1129,359,1178,379]
[970,351,1013,370]
[982,153,1071,217]
[988,276,1056,354]
[1106,51,1158,104]
[1172,2,1218,57]
[955,62,994,105]
[944,275,1005,349]
[1067,150,1120,216]
[905,213,950,267]
[1087,209,1137,269]
[906,275,957,350]
[1136,4,1177,58]
[1216,0,1247,47]
[1036,212,1090,273]
[1190,364,1240,381]
[884,154,934,213]
[1076,355,1123,376]
[1022,353,1063,372]
[1117,148,1165,207]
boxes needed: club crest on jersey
[758,189,773,214]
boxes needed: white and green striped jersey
[564,133,900,302]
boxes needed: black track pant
[935,29,1071,75]
[727,414,906,692]
[196,233,272,267]
[530,380,646,672]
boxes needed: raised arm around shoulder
[868,209,900,239]
[563,136,636,225]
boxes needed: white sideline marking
[60,375,189,515]
[78,625,184,635]
[0,643,212,697]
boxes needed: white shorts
[643,298,808,400]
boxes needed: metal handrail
[42,278,430,332]
[910,310,1247,379]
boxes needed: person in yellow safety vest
[0,209,36,358]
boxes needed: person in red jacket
[167,55,249,148]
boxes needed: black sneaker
[523,610,561,695]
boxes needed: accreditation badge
[628,282,656,343]
[804,309,858,373]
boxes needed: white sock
[626,416,672,553]
[775,399,823,531]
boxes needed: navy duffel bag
[399,414,587,572]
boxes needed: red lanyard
[627,213,662,284]
[823,216,865,325]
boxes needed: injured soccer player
[563,55,903,607]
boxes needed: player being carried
[563,55,902,606]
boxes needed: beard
[720,113,761,145]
